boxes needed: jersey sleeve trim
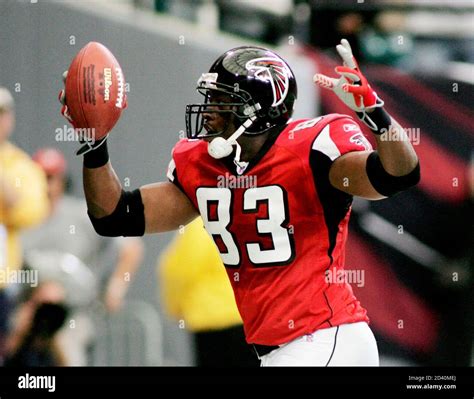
[311,124,341,161]
[166,158,176,182]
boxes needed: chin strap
[228,118,254,175]
[208,113,257,175]
[233,142,249,175]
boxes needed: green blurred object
[361,29,413,66]
[154,0,168,13]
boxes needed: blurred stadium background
[0,0,472,367]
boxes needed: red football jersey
[168,114,373,345]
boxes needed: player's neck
[238,133,270,162]
[237,125,284,162]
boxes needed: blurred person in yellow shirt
[0,87,49,361]
[158,217,258,366]
[21,147,144,365]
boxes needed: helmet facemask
[186,73,262,139]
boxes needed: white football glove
[313,39,384,131]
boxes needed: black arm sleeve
[88,189,145,237]
[366,151,421,197]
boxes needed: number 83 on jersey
[196,185,295,268]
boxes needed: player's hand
[58,70,108,156]
[313,39,384,130]
[58,71,76,127]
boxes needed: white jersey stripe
[311,124,341,161]
[167,158,176,181]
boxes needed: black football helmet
[186,46,298,139]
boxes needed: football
[65,41,127,140]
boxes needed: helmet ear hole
[268,107,281,119]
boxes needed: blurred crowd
[137,0,474,73]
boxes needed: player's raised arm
[61,103,198,235]
[63,112,198,235]
[59,44,198,236]
[314,39,420,200]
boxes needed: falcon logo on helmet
[245,57,290,107]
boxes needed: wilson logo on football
[246,57,290,107]
[103,68,113,102]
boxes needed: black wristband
[356,107,391,135]
[83,139,109,168]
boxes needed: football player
[60,40,420,366]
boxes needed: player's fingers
[62,70,68,83]
[335,66,361,83]
[340,39,353,55]
[58,90,66,105]
[336,43,354,69]
[61,104,74,124]
[60,104,69,119]
[342,83,367,96]
[337,39,358,69]
[313,73,338,90]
